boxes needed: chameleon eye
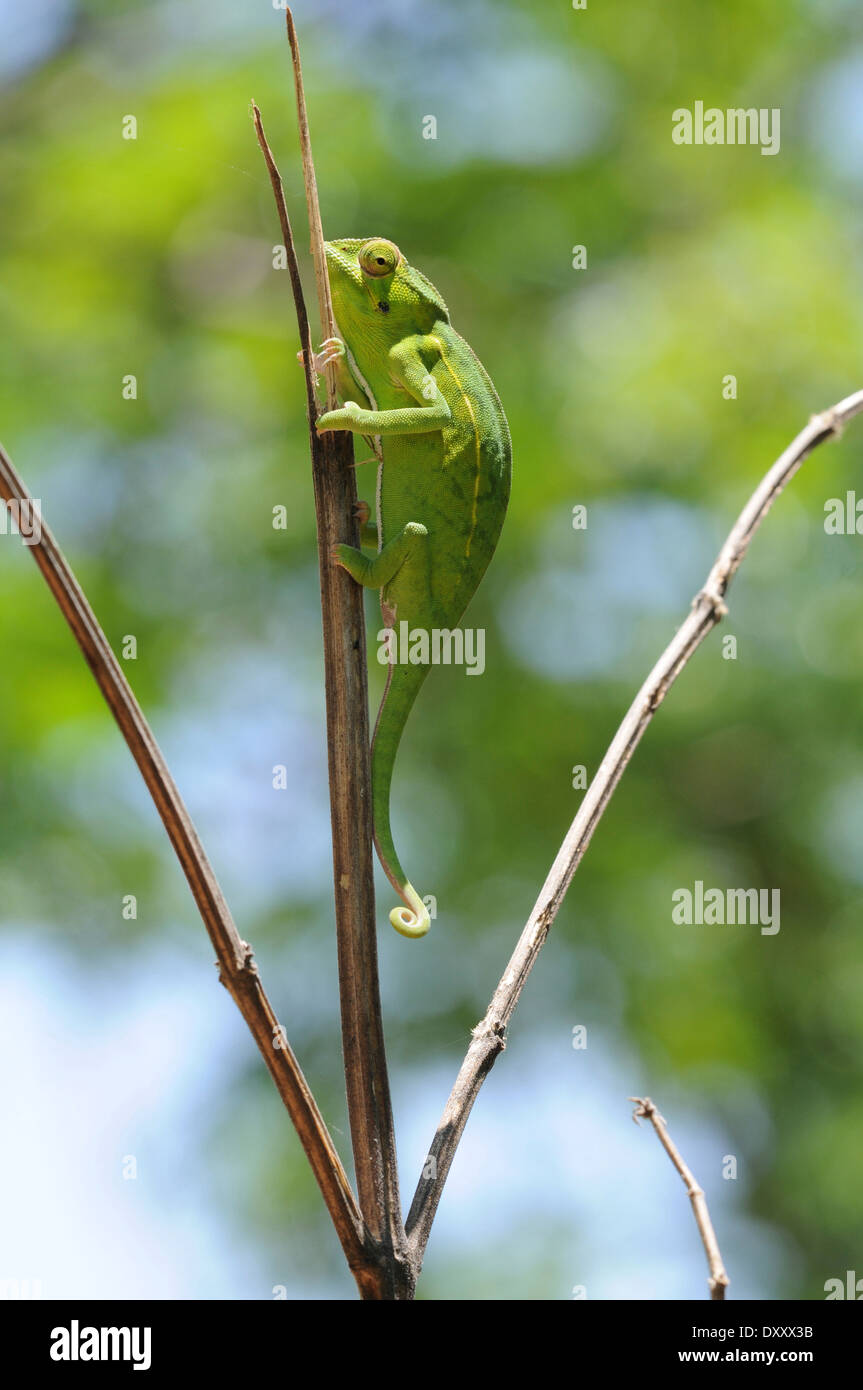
[359,239,401,278]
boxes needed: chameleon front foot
[298,336,346,375]
[316,400,365,432]
[390,883,431,939]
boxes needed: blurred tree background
[1,0,862,1300]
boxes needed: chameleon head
[324,238,449,350]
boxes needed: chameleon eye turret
[316,239,511,938]
[358,238,401,278]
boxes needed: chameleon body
[315,238,511,938]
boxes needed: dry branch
[254,10,410,1298]
[0,441,366,1278]
[406,388,863,1262]
[631,1097,729,1299]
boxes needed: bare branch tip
[630,1096,668,1126]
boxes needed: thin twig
[631,1097,729,1299]
[0,441,367,1279]
[285,7,339,412]
[406,388,863,1261]
[255,15,410,1298]
[250,101,317,436]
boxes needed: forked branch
[5,2,861,1300]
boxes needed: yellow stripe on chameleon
[431,336,482,557]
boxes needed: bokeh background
[1,0,862,1301]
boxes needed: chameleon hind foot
[352,500,378,545]
[333,521,428,587]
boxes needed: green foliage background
[1,0,862,1299]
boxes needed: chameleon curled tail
[371,660,432,938]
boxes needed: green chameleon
[313,238,511,938]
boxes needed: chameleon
[313,237,511,938]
